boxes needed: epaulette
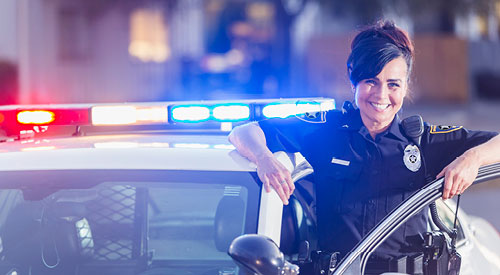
[337,101,357,128]
[342,101,355,115]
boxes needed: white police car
[0,99,498,275]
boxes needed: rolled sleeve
[258,116,325,154]
[423,125,498,175]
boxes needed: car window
[459,176,500,233]
[0,169,260,275]
[148,183,248,260]
[435,199,465,243]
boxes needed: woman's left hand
[437,149,481,200]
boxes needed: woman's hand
[437,134,500,200]
[256,155,295,205]
[437,149,481,200]
[228,122,296,205]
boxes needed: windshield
[0,169,260,275]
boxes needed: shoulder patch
[429,125,463,134]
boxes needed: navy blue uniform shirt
[258,106,497,258]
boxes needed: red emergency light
[0,108,89,127]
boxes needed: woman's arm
[438,134,500,199]
[228,122,294,204]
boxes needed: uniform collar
[340,109,407,142]
[385,115,407,142]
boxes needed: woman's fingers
[256,156,293,205]
[285,171,295,193]
[448,173,461,198]
[261,175,271,193]
[271,177,289,205]
[441,169,453,199]
[439,156,479,200]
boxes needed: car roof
[0,132,256,172]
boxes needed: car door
[333,163,500,275]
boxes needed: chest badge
[403,144,421,172]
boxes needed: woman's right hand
[255,155,295,205]
[228,122,294,205]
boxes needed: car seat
[213,195,245,252]
[1,201,94,274]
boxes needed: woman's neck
[360,114,393,139]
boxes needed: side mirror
[228,234,299,275]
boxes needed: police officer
[228,21,500,264]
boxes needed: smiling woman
[346,21,413,138]
[353,57,408,138]
[228,20,500,273]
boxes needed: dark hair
[347,20,414,87]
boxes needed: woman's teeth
[371,103,389,110]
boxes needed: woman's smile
[369,102,391,111]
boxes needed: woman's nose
[372,84,389,98]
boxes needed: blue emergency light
[171,103,251,123]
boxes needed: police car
[0,99,498,275]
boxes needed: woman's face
[355,57,408,130]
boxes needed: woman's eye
[388,82,400,88]
[365,79,376,85]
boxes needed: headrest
[1,201,94,268]
[213,196,245,252]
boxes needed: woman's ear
[351,84,356,94]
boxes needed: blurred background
[1,0,500,105]
[0,0,498,227]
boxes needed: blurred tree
[319,0,494,33]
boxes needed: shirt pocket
[325,160,364,213]
[328,159,363,181]
[386,160,423,192]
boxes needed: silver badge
[403,144,421,172]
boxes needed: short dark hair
[347,20,414,87]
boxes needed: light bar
[0,98,335,138]
[212,104,250,121]
[171,105,210,123]
[91,106,168,125]
[213,144,236,150]
[171,104,250,123]
[173,143,211,149]
[262,103,296,119]
[21,146,57,152]
[17,111,55,124]
[262,100,335,119]
[94,142,170,149]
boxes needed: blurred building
[0,0,17,105]
[14,0,298,104]
[5,0,500,104]
[303,1,500,103]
